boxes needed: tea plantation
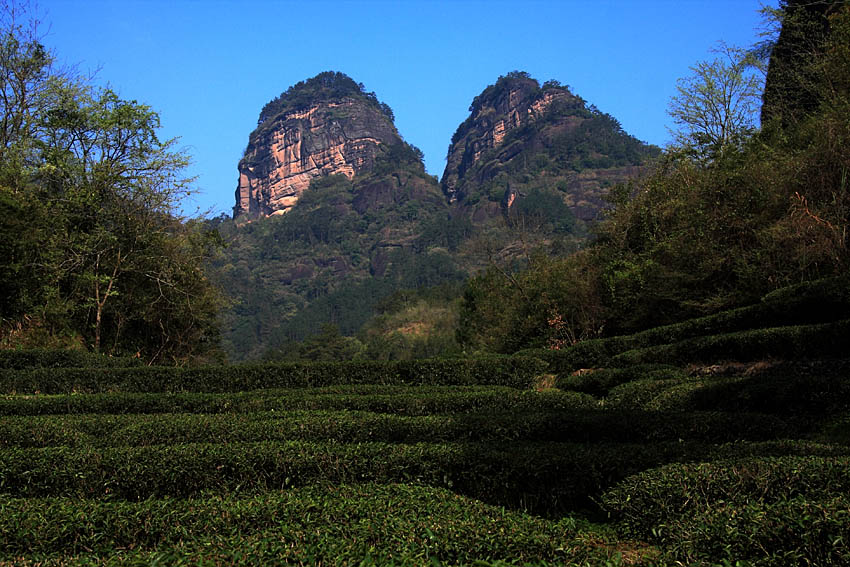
[2,282,849,566]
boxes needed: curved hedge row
[516,277,850,372]
[0,484,614,565]
[602,455,850,566]
[601,455,850,538]
[556,365,685,397]
[0,356,548,395]
[0,386,595,417]
[0,409,797,448]
[2,440,847,516]
[610,320,850,367]
[663,494,850,566]
[603,372,850,415]
[0,349,142,370]
[0,440,721,514]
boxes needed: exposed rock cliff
[442,72,660,222]
[217,71,660,360]
[760,0,844,126]
[233,72,404,220]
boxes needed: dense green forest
[209,150,465,361]
[0,5,223,364]
[214,69,662,362]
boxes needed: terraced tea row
[0,357,546,394]
[0,386,594,416]
[0,484,619,566]
[0,409,806,448]
[601,456,850,566]
[1,439,847,515]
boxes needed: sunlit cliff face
[234,99,398,220]
[441,80,566,204]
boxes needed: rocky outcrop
[442,74,583,203]
[760,0,844,126]
[442,72,660,222]
[233,75,403,220]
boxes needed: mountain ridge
[215,70,660,360]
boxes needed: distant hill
[211,71,658,361]
[212,72,461,360]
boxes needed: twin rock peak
[232,70,658,223]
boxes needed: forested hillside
[443,71,660,224]
[213,71,660,361]
[458,0,850,353]
[0,6,222,364]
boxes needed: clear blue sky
[38,0,775,217]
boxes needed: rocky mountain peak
[441,71,660,222]
[233,72,404,220]
[442,72,583,204]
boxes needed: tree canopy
[257,71,395,126]
[0,2,223,363]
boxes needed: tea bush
[601,455,850,538]
[611,320,850,366]
[665,494,850,566]
[556,364,684,397]
[0,356,548,395]
[515,277,850,373]
[0,349,142,370]
[0,483,615,565]
[0,439,727,514]
[0,386,596,417]
[0,408,795,449]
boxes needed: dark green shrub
[665,495,850,566]
[603,378,684,410]
[817,412,850,445]
[0,349,142,370]
[0,408,795,449]
[0,356,548,395]
[556,364,684,397]
[521,277,850,373]
[0,440,729,515]
[711,440,850,460]
[601,455,850,539]
[611,320,850,366]
[0,484,612,565]
[623,276,850,351]
[514,339,625,373]
[677,372,850,415]
[0,386,593,417]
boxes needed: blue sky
[38,0,775,217]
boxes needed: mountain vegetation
[443,71,661,225]
[2,1,850,565]
[458,0,850,353]
[211,131,460,359]
[256,71,396,129]
[214,67,663,361]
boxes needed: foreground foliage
[0,4,223,363]
[1,333,849,565]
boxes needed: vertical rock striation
[442,72,660,222]
[233,73,404,220]
[442,74,582,203]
